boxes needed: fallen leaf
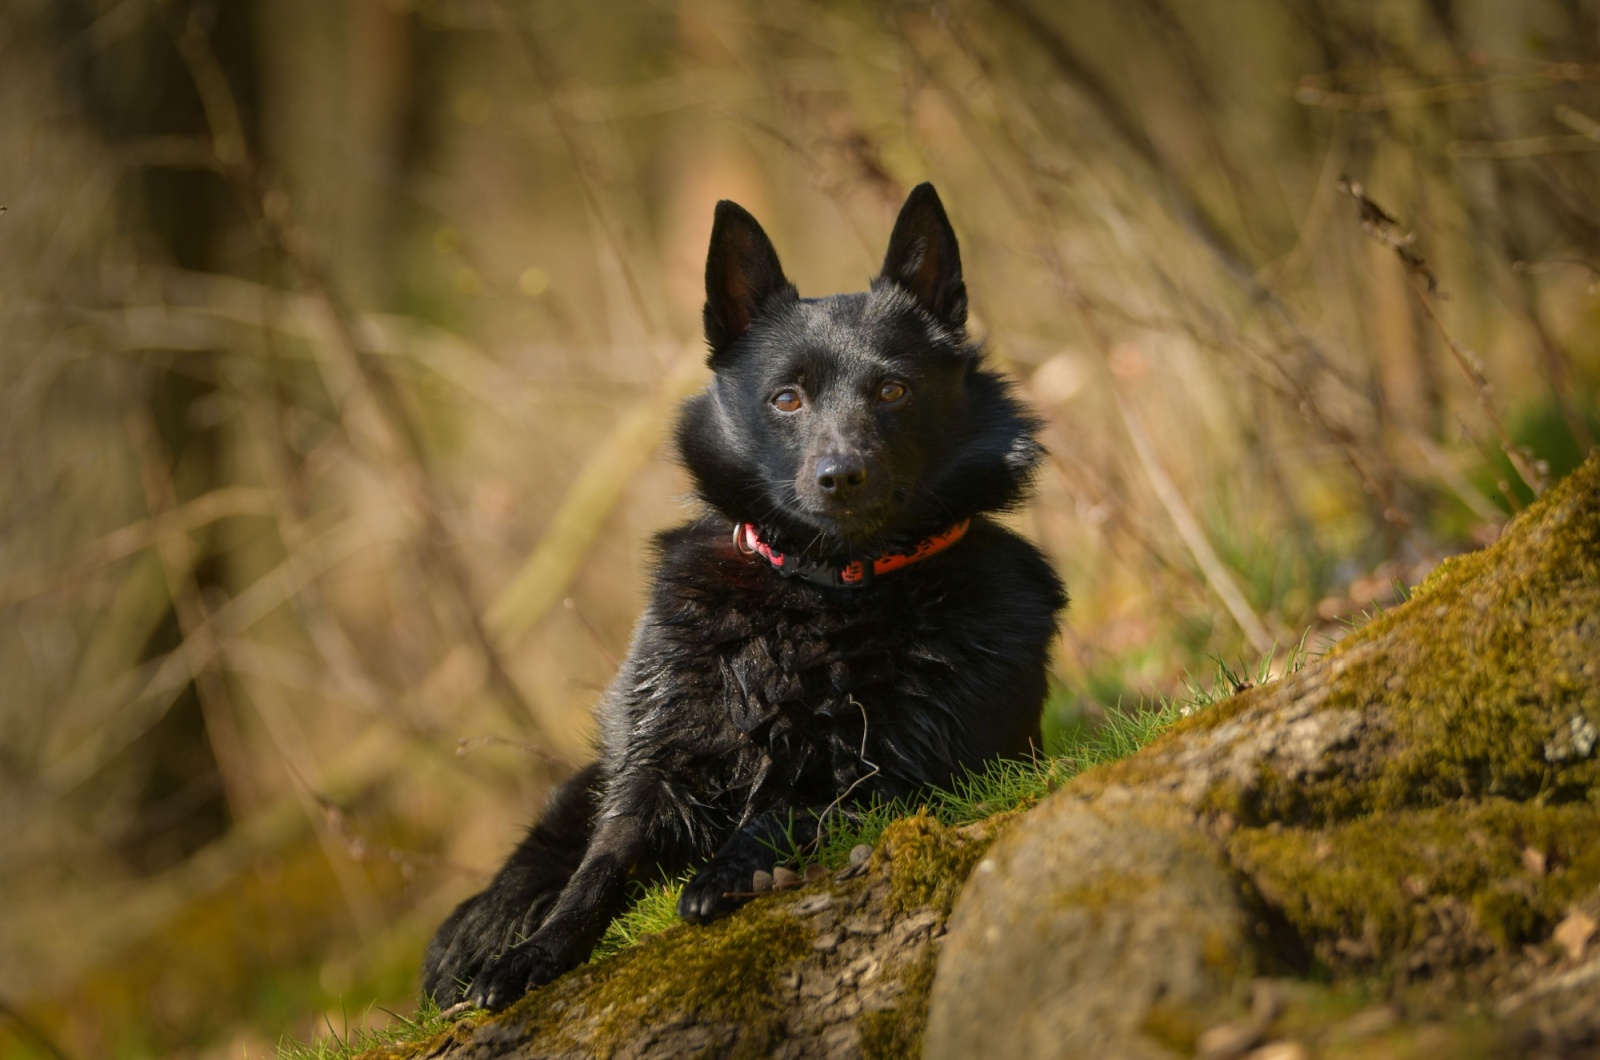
[1245,1043,1309,1060]
[1552,909,1597,962]
[1196,1021,1260,1060]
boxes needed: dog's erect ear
[879,183,966,330]
[704,201,795,362]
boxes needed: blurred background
[2,0,1598,1055]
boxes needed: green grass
[278,642,1309,1059]
[817,639,1308,865]
[1311,578,1415,655]
[274,997,457,1060]
[590,872,694,960]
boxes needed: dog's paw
[423,900,503,1006]
[422,952,483,1007]
[678,859,756,924]
[468,942,567,1011]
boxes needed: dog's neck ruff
[734,519,971,590]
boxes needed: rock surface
[926,795,1252,1059]
[374,451,1600,1059]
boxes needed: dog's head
[676,183,1043,563]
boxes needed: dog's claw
[678,860,753,924]
[469,941,567,1011]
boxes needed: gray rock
[924,793,1251,1060]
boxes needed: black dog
[422,183,1066,1010]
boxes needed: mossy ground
[877,813,1001,917]
[1209,455,1600,1044]
[1225,460,1598,926]
[1231,799,1600,973]
[494,888,816,1058]
[1325,467,1599,812]
[1271,450,1596,821]
[858,953,937,1060]
[1009,456,1600,1057]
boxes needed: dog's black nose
[816,454,868,500]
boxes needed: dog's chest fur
[603,516,1062,829]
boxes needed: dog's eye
[878,380,908,404]
[772,389,804,413]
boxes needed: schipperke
[422,183,1066,1010]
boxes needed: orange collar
[734,519,971,589]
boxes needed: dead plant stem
[1407,277,1546,496]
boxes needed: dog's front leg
[422,762,603,1005]
[469,813,643,1010]
[677,808,827,923]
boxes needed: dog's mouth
[803,506,892,540]
[750,473,932,560]
[781,490,911,556]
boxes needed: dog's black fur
[422,184,1066,1010]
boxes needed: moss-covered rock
[1229,799,1600,972]
[925,794,1256,1060]
[925,450,1600,1058]
[877,812,1001,917]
